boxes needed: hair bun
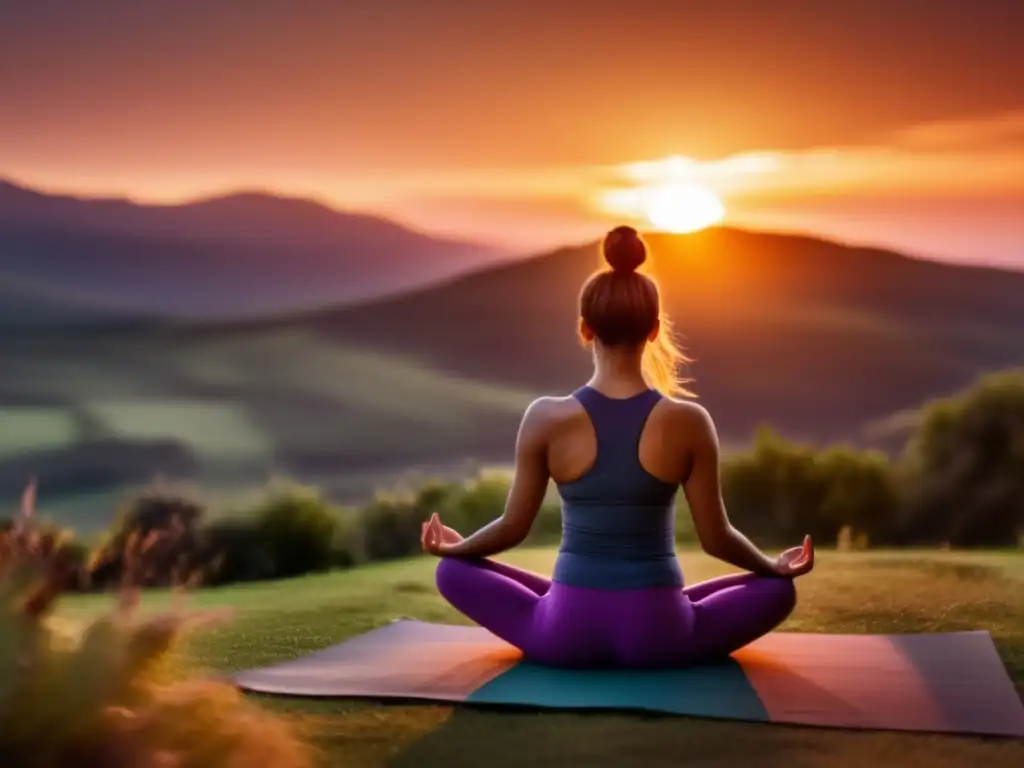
[602,225,647,274]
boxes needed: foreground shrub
[0,483,314,768]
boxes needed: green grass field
[1,331,534,464]
[59,548,1024,767]
[1,329,538,532]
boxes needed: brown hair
[578,226,694,397]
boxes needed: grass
[58,548,1024,767]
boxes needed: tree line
[7,370,1024,590]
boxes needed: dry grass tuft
[0,481,316,768]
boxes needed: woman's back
[547,385,691,590]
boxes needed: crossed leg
[434,557,549,653]
[680,572,797,663]
[465,557,552,596]
[683,572,763,602]
[436,559,797,668]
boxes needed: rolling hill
[0,273,157,329]
[268,226,1024,446]
[0,179,509,320]
[3,224,1024,531]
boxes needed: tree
[900,371,1024,547]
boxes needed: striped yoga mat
[234,619,1024,737]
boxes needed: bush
[81,481,351,589]
[899,370,1024,547]
[0,512,89,591]
[353,471,563,564]
[0,484,314,768]
[201,515,277,586]
[253,482,342,577]
[358,492,427,563]
[204,481,347,585]
[87,484,208,590]
[673,498,698,544]
[814,445,899,545]
[720,427,899,547]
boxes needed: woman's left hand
[421,512,463,556]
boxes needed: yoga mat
[234,619,1024,737]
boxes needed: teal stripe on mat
[468,658,770,721]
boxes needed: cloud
[888,109,1024,151]
[379,109,1024,265]
[363,109,1024,216]
[591,110,1024,209]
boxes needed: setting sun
[597,158,727,234]
[644,182,725,233]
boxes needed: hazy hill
[271,227,1024,447]
[3,224,1024,530]
[0,273,157,328]
[0,179,508,319]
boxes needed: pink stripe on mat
[736,631,1021,734]
[235,621,519,699]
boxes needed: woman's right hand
[773,535,815,578]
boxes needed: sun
[643,181,725,234]
[597,173,726,234]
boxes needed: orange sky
[1,1,1023,265]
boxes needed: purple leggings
[436,557,797,669]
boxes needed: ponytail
[642,310,695,398]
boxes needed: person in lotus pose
[420,225,814,669]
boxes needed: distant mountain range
[1,180,1023,525]
[0,178,509,323]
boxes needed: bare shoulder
[522,395,583,426]
[518,395,585,439]
[657,397,718,441]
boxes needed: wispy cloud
[888,109,1024,151]
[362,109,1024,212]
[604,110,1024,208]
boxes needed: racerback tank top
[553,386,683,590]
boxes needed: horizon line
[3,172,1022,275]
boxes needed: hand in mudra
[420,512,463,556]
[773,535,815,578]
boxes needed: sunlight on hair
[643,313,696,398]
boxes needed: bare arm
[682,405,779,576]
[441,399,551,558]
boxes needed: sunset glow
[1,2,1022,266]
[598,178,726,234]
[596,156,727,233]
[646,183,725,233]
